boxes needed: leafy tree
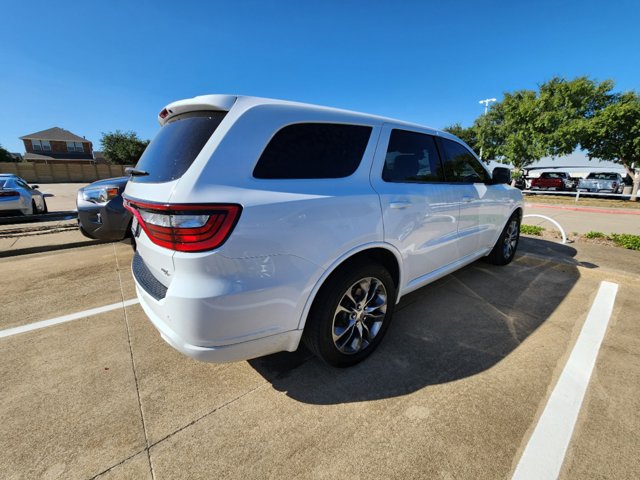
[100,130,149,165]
[474,89,546,171]
[0,144,13,162]
[536,76,616,156]
[469,77,618,175]
[581,91,640,200]
[443,123,478,153]
[444,77,639,200]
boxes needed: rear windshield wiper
[126,168,149,177]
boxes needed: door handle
[389,201,412,209]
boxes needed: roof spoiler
[157,95,238,125]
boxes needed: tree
[474,89,546,171]
[100,130,149,165]
[469,77,618,174]
[443,123,478,153]
[536,76,616,156]
[581,91,640,200]
[0,144,13,162]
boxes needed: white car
[124,95,523,367]
[0,174,47,215]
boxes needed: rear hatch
[124,105,232,288]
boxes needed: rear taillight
[0,190,19,197]
[123,198,241,252]
[612,181,617,189]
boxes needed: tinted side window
[253,123,372,179]
[131,111,227,184]
[440,138,488,183]
[382,129,444,183]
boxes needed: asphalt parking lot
[1,235,639,479]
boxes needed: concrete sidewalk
[37,183,86,212]
[524,202,640,236]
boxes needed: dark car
[77,177,132,241]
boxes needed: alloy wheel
[332,277,387,355]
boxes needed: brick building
[19,127,97,164]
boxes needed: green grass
[582,231,640,250]
[521,224,544,236]
[521,227,640,251]
[610,233,640,251]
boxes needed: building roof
[20,127,90,143]
[24,152,95,163]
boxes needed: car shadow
[248,237,585,404]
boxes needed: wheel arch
[296,243,404,331]
[512,206,523,222]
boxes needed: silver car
[0,174,47,215]
[577,172,624,194]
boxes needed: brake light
[123,198,241,252]
[159,108,169,119]
[612,181,617,189]
[0,190,19,197]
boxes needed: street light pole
[478,97,497,161]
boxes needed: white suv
[124,95,523,367]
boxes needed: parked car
[123,94,523,367]
[0,174,47,215]
[77,177,132,241]
[577,172,624,194]
[530,171,577,191]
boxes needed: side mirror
[31,184,40,189]
[491,167,511,185]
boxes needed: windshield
[131,110,227,183]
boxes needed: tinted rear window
[253,123,372,179]
[130,111,226,183]
[0,180,7,188]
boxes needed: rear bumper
[136,285,303,362]
[577,188,615,193]
[131,249,320,362]
[0,197,27,214]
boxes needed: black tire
[302,261,397,367]
[30,200,37,215]
[41,198,48,214]
[485,212,521,265]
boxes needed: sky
[1,0,639,155]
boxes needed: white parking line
[512,281,619,480]
[0,299,140,339]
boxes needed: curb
[0,239,113,259]
[0,211,78,226]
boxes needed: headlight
[82,186,120,204]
